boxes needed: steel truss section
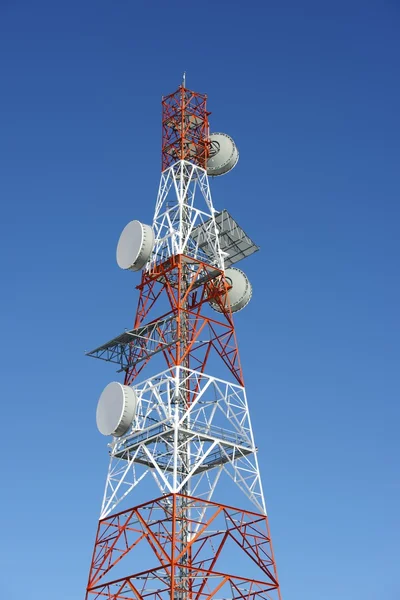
[86,494,281,600]
[100,367,265,519]
[123,254,243,387]
[150,160,225,270]
[87,255,242,385]
[162,86,209,171]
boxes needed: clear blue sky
[0,1,399,598]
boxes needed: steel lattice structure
[84,83,282,600]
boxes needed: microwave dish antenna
[116,220,154,271]
[96,381,137,437]
[210,266,252,313]
[207,132,239,177]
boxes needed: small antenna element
[182,71,186,87]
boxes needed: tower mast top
[161,83,210,171]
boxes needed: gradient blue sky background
[1,1,399,598]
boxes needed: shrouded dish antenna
[116,220,154,271]
[96,382,137,437]
[210,267,252,313]
[207,133,239,177]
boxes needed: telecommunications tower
[84,82,282,600]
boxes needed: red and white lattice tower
[85,81,282,600]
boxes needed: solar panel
[191,209,259,268]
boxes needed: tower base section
[86,494,281,600]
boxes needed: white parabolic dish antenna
[207,132,239,177]
[210,267,252,313]
[116,220,154,271]
[96,382,137,437]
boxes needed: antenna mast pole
[178,79,192,600]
